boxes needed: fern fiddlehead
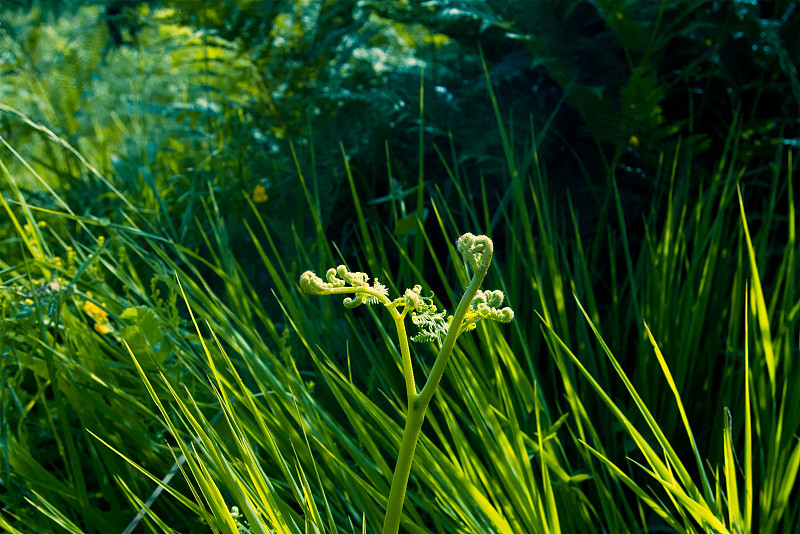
[299,233,513,534]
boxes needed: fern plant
[300,232,513,534]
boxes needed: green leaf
[120,306,166,363]
[394,214,419,236]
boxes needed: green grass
[2,107,797,532]
[1,7,798,534]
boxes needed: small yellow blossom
[94,322,112,335]
[252,185,268,203]
[83,300,109,322]
[629,135,640,147]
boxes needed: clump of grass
[1,24,798,534]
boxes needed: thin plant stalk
[299,233,512,534]
[383,236,494,534]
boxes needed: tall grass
[1,18,798,534]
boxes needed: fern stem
[382,400,426,534]
[418,237,492,408]
[382,236,493,534]
[393,312,417,402]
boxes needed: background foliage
[1,0,798,533]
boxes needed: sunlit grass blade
[743,289,753,531]
[115,476,181,534]
[572,298,702,500]
[722,407,742,532]
[23,491,85,534]
[0,103,134,211]
[0,514,28,534]
[580,442,682,532]
[124,340,237,533]
[534,382,560,534]
[736,185,776,394]
[539,301,732,531]
[0,156,49,260]
[643,321,714,505]
[87,431,202,514]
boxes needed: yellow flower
[252,185,268,203]
[83,300,109,322]
[94,322,112,335]
[629,135,640,147]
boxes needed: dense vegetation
[1,1,798,532]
